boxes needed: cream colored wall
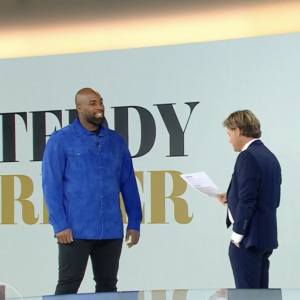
[0,0,300,59]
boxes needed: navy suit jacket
[226,140,281,250]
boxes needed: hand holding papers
[180,171,219,198]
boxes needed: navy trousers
[229,242,273,288]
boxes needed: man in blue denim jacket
[42,88,142,295]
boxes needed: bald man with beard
[42,88,142,295]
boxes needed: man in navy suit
[217,110,281,289]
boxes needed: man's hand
[217,193,227,206]
[233,242,240,248]
[216,289,228,299]
[56,229,73,244]
[207,289,228,300]
[125,229,140,248]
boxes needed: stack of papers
[180,171,219,198]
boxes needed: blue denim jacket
[41,118,142,239]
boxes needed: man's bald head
[74,87,105,129]
[75,87,100,105]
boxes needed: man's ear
[236,127,242,137]
[76,105,82,114]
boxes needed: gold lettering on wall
[172,290,188,300]
[0,170,192,225]
[138,291,145,300]
[39,173,49,224]
[149,171,193,224]
[1,175,38,225]
[152,291,168,300]
[120,171,145,224]
[41,197,49,224]
[138,290,188,300]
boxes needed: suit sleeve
[42,132,70,235]
[120,141,143,232]
[233,151,261,235]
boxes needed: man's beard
[86,114,104,126]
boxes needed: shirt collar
[72,117,105,137]
[242,138,260,151]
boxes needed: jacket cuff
[52,220,70,235]
[231,231,244,243]
[127,220,141,232]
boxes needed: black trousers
[229,242,273,288]
[55,239,123,295]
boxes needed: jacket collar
[243,139,262,151]
[72,117,106,137]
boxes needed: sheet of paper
[180,171,219,198]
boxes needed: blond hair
[223,110,261,138]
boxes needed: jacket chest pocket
[110,152,122,173]
[66,148,89,172]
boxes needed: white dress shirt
[229,138,259,243]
